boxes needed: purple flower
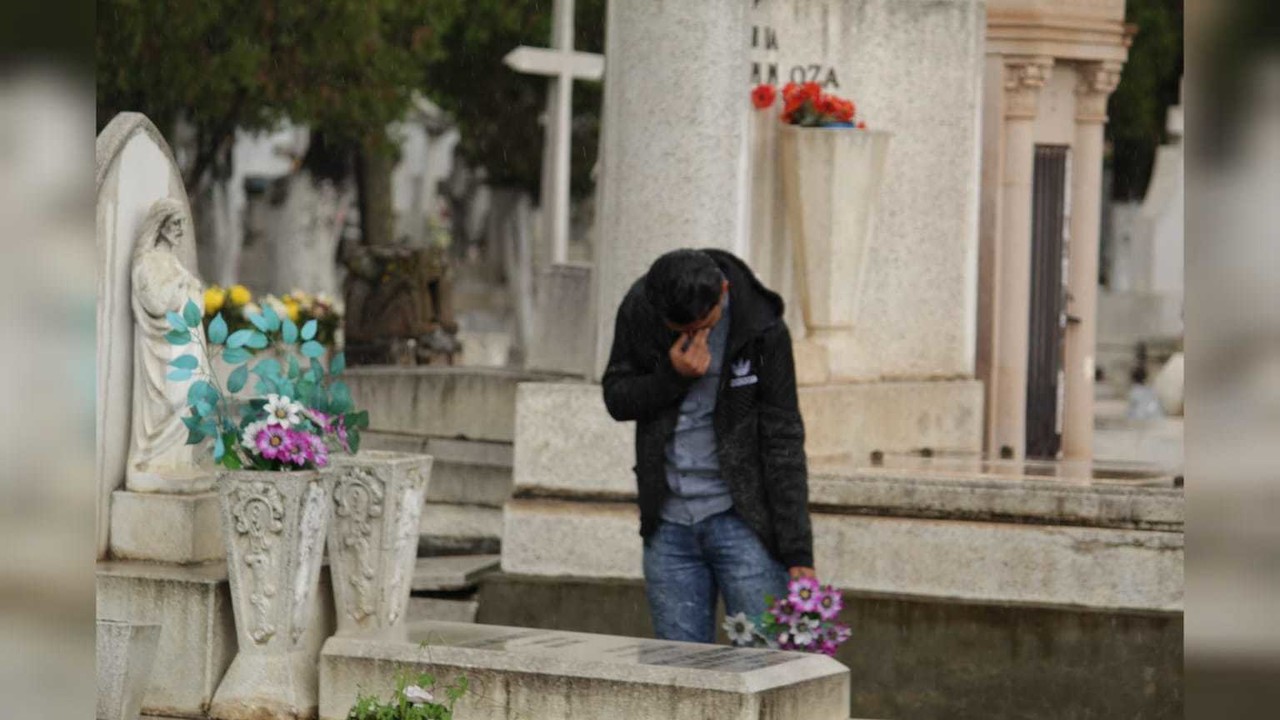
[819,639,839,656]
[332,415,350,452]
[815,584,844,621]
[771,598,801,626]
[787,577,822,613]
[256,425,291,460]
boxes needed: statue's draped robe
[127,248,205,486]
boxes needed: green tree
[1107,0,1184,200]
[96,0,464,243]
[423,0,606,199]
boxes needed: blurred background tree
[96,0,464,245]
[1108,0,1184,200]
[423,0,606,200]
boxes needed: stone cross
[503,0,604,265]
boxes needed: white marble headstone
[593,0,985,380]
[96,113,200,558]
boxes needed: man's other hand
[788,566,817,580]
[670,328,712,378]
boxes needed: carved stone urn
[325,451,432,639]
[777,125,891,384]
[210,470,334,720]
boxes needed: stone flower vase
[777,124,890,384]
[326,451,432,638]
[210,469,334,720]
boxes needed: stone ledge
[500,498,1184,612]
[97,561,336,718]
[512,380,984,498]
[109,490,224,564]
[808,471,1183,531]
[96,561,235,717]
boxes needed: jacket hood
[701,248,785,350]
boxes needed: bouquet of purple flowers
[722,577,852,656]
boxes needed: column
[1062,62,1123,460]
[592,0,751,375]
[989,56,1053,459]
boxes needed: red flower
[834,99,855,123]
[751,84,777,110]
[815,95,839,118]
[783,93,806,116]
[782,82,802,102]
[856,120,867,129]
[799,82,822,102]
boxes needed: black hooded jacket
[601,249,814,569]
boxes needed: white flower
[240,420,268,451]
[790,616,818,646]
[264,295,289,318]
[722,612,757,646]
[263,394,302,427]
[402,685,434,705]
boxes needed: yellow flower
[203,285,226,315]
[229,284,251,306]
[282,298,301,323]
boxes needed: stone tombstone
[593,0,985,380]
[321,621,850,720]
[97,113,208,558]
[96,619,161,720]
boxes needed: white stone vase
[778,125,890,381]
[210,469,333,720]
[326,451,432,638]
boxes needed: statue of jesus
[127,198,211,492]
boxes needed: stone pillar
[989,56,1053,459]
[1062,62,1122,460]
[592,0,750,376]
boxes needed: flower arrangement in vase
[751,82,867,129]
[167,293,371,718]
[722,577,852,657]
[165,297,367,469]
[203,283,344,348]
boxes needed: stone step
[346,366,561,444]
[406,596,480,624]
[412,554,500,593]
[418,503,503,556]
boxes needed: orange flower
[783,93,806,116]
[834,99,855,123]
[751,84,777,110]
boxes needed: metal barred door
[1025,145,1070,459]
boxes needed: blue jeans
[643,509,789,644]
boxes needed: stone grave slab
[321,620,849,720]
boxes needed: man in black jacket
[602,248,814,644]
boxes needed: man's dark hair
[644,250,723,325]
